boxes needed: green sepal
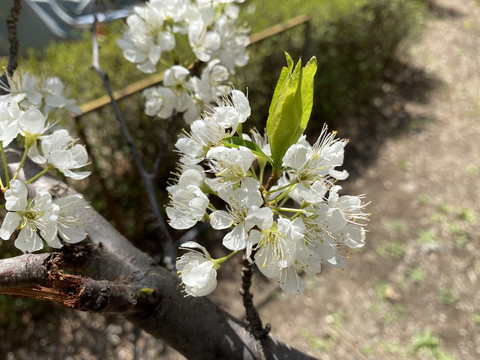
[222,137,273,166]
[266,54,317,170]
[140,288,155,294]
[23,132,40,149]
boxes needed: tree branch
[0,252,150,314]
[89,15,176,270]
[0,145,316,360]
[241,255,273,356]
[0,0,21,94]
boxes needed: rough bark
[0,147,317,360]
[0,253,147,313]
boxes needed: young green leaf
[266,54,317,170]
[222,137,273,165]
[299,56,317,136]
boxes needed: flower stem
[11,145,30,182]
[0,143,8,189]
[276,207,304,213]
[264,182,293,195]
[25,164,54,185]
[217,250,237,264]
[249,165,258,181]
[259,162,265,186]
[274,184,295,205]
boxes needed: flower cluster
[118,0,249,123]
[0,71,89,253]
[168,89,369,296]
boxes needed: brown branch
[89,16,176,270]
[0,0,21,94]
[240,254,273,358]
[0,253,150,314]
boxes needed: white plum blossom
[162,66,201,123]
[210,178,273,256]
[254,217,306,293]
[17,108,52,163]
[0,180,88,253]
[40,129,90,180]
[174,112,229,166]
[188,20,221,62]
[206,146,254,189]
[119,0,249,123]
[55,194,88,243]
[2,71,81,115]
[191,59,230,104]
[212,14,249,73]
[166,184,209,230]
[0,100,21,146]
[0,180,60,252]
[167,88,369,296]
[213,89,251,132]
[18,108,50,139]
[176,241,218,296]
[143,86,177,118]
[172,87,252,165]
[0,71,89,255]
[116,2,176,73]
[298,186,367,271]
[164,66,191,89]
[283,127,349,203]
[167,168,205,196]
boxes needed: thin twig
[90,16,176,269]
[0,0,22,94]
[240,254,273,359]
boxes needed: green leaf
[266,54,317,170]
[285,51,294,70]
[300,56,317,135]
[222,137,273,165]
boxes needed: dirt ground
[250,0,480,358]
[1,0,480,359]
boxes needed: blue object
[0,0,142,56]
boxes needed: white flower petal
[18,108,46,135]
[5,180,28,211]
[62,169,91,180]
[15,226,43,253]
[279,266,305,295]
[210,210,233,230]
[28,143,47,164]
[222,223,248,250]
[0,212,21,240]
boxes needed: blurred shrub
[21,21,141,103]
[236,0,425,131]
